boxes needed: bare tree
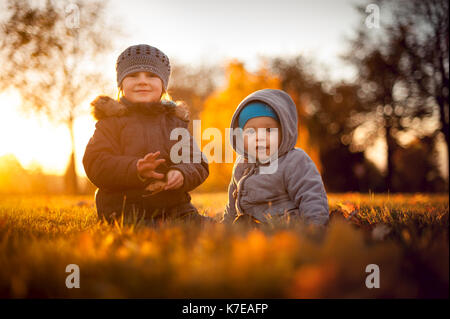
[346,0,449,189]
[392,0,449,173]
[0,0,119,193]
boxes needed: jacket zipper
[138,115,150,199]
[139,115,150,154]
[234,164,257,216]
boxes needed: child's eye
[267,127,279,133]
[243,128,256,135]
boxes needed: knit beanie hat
[116,44,171,91]
[238,102,279,129]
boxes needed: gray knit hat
[116,44,171,91]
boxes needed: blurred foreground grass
[0,192,448,298]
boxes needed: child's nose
[137,74,149,84]
[256,130,267,141]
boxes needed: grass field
[0,192,448,298]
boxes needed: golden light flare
[0,90,96,176]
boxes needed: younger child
[222,89,329,226]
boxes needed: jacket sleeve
[283,150,329,226]
[222,179,237,224]
[169,119,209,193]
[221,156,244,224]
[82,118,150,191]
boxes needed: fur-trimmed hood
[90,96,190,122]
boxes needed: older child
[222,89,329,226]
[83,44,209,223]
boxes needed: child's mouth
[256,146,267,152]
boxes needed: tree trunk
[385,119,395,192]
[437,96,449,178]
[64,119,78,194]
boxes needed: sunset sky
[0,0,447,178]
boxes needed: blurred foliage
[392,134,447,192]
[169,63,222,122]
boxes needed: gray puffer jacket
[222,89,329,225]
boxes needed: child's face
[243,116,282,162]
[122,71,163,103]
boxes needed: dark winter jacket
[82,96,209,221]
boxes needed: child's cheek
[268,130,280,156]
[244,134,257,156]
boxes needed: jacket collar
[119,96,172,114]
[90,95,189,122]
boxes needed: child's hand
[164,169,184,190]
[144,180,167,196]
[137,151,166,179]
